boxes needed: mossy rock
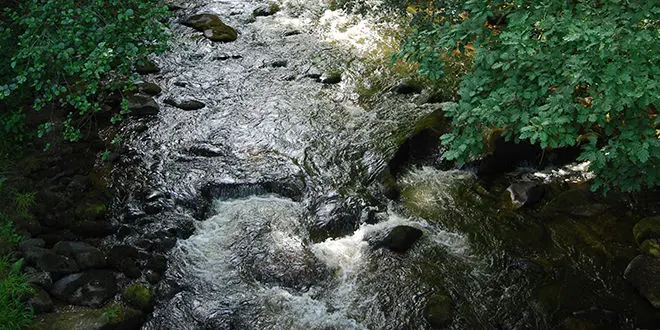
[182,14,237,42]
[633,216,660,245]
[122,284,155,311]
[640,239,660,257]
[76,203,107,221]
[31,303,143,330]
[134,59,159,74]
[425,293,453,328]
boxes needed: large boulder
[182,14,237,42]
[53,241,106,269]
[50,270,117,307]
[624,254,660,308]
[367,225,423,253]
[127,94,159,116]
[24,246,79,279]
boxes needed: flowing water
[110,1,660,329]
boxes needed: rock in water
[134,59,159,74]
[624,254,660,308]
[50,270,117,307]
[164,98,206,111]
[182,14,237,42]
[506,182,544,208]
[319,72,342,84]
[127,94,159,116]
[368,225,423,253]
[253,4,280,17]
[136,82,162,96]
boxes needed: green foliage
[0,0,170,142]
[0,257,34,330]
[395,0,660,192]
[0,213,21,245]
[100,304,122,323]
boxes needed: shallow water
[110,1,660,329]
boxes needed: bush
[394,1,660,192]
[0,0,170,142]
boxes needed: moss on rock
[633,216,660,245]
[122,284,155,311]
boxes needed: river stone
[253,3,280,17]
[127,94,159,116]
[29,287,54,314]
[182,14,237,42]
[24,246,80,279]
[506,182,545,208]
[641,239,660,257]
[624,254,660,308]
[633,216,660,244]
[425,294,454,328]
[369,225,423,253]
[50,270,117,307]
[319,72,342,84]
[136,82,162,96]
[25,267,53,289]
[134,59,159,74]
[163,97,205,111]
[53,241,106,269]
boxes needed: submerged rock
[164,97,206,111]
[368,225,423,253]
[127,94,159,116]
[182,14,237,42]
[50,270,117,307]
[425,293,454,328]
[506,182,544,208]
[624,254,660,308]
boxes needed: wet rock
[145,270,161,284]
[25,267,53,289]
[624,254,660,308]
[634,216,660,244]
[127,94,159,116]
[24,246,79,279]
[506,182,545,208]
[393,80,424,95]
[53,241,106,269]
[153,237,177,252]
[134,59,159,74]
[108,245,139,267]
[309,197,361,241]
[247,244,328,290]
[50,270,117,307]
[146,254,168,274]
[425,294,454,328]
[253,3,280,17]
[319,72,342,84]
[122,284,156,311]
[182,14,238,42]
[641,239,660,257]
[136,82,162,96]
[284,30,302,36]
[368,225,423,253]
[271,60,288,68]
[29,287,54,313]
[173,81,187,87]
[163,97,205,111]
[32,303,144,330]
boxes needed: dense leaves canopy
[396,0,660,192]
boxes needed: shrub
[0,0,170,142]
[0,257,34,330]
[394,1,660,192]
